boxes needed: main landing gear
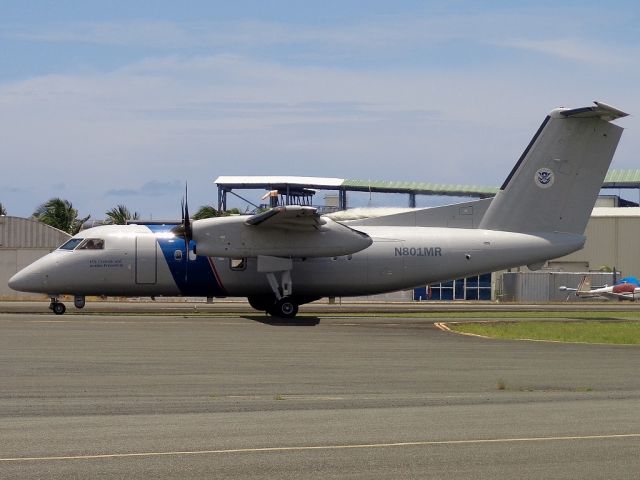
[247,294,320,319]
[248,294,298,319]
[250,256,319,319]
[250,256,298,319]
[268,297,299,319]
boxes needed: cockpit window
[59,238,84,250]
[77,238,105,250]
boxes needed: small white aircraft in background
[8,101,628,318]
[560,275,640,301]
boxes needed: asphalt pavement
[1,306,639,479]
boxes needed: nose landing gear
[49,297,66,315]
[48,295,86,315]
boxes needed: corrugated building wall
[554,208,640,276]
[501,272,615,302]
[0,216,70,299]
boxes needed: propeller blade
[184,184,191,240]
[183,183,191,282]
[171,183,193,282]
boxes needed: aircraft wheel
[269,297,299,319]
[52,302,66,315]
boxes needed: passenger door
[135,235,157,284]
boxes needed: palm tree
[0,202,6,216]
[105,204,140,225]
[193,205,220,220]
[32,198,90,235]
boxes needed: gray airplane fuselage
[9,222,584,298]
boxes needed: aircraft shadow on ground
[243,315,321,326]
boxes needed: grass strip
[306,310,640,321]
[449,321,640,345]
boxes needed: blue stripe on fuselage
[146,225,226,297]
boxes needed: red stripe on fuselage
[207,257,228,295]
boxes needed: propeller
[172,184,193,281]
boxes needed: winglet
[553,101,628,121]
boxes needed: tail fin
[577,275,592,294]
[479,102,627,234]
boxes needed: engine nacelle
[192,215,372,258]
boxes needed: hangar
[549,206,640,273]
[0,216,70,299]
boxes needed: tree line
[0,198,238,235]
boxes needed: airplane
[560,275,640,301]
[8,101,628,318]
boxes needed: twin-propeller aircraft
[560,275,640,301]
[9,102,628,318]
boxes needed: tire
[52,303,66,315]
[268,297,299,319]
[247,295,275,312]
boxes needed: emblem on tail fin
[535,168,554,189]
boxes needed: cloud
[105,180,182,197]
[2,7,634,68]
[1,5,639,218]
[3,20,197,48]
[104,188,139,197]
[3,184,25,192]
[500,38,628,66]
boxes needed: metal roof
[215,176,499,198]
[0,216,70,249]
[603,169,640,188]
[215,169,640,200]
[591,207,640,217]
[215,176,344,189]
[342,179,498,198]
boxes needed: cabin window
[229,258,246,271]
[77,238,105,250]
[174,250,183,261]
[59,238,84,250]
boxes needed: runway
[1,309,639,479]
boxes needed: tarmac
[1,301,639,479]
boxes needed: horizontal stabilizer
[341,198,493,228]
[558,101,628,121]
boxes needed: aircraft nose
[8,261,50,293]
[8,270,32,292]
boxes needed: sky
[1,0,639,220]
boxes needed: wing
[245,206,325,230]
